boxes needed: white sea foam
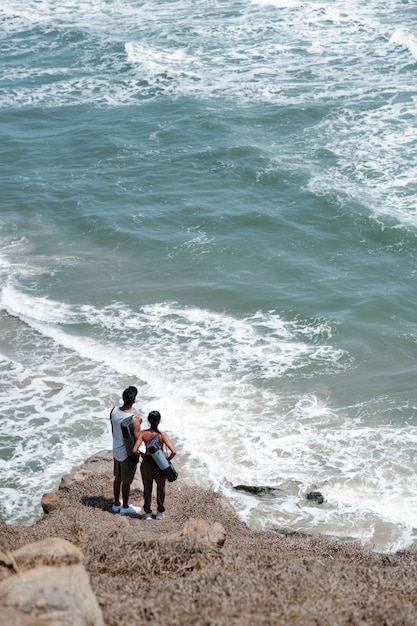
[2,0,417,550]
[0,282,343,522]
[307,96,417,229]
[0,0,409,107]
[390,28,417,60]
[3,0,416,231]
[1,281,417,549]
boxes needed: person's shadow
[81,495,114,512]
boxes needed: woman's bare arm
[161,432,176,460]
[132,430,143,455]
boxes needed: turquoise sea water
[1,0,417,552]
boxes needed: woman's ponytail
[148,410,161,432]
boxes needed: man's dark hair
[122,386,137,406]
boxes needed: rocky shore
[1,451,417,625]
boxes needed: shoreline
[1,451,417,625]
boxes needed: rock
[306,491,324,504]
[59,470,90,491]
[0,606,45,625]
[0,547,18,572]
[234,484,281,495]
[163,517,226,547]
[12,538,83,569]
[40,493,59,514]
[0,563,104,626]
[79,450,113,472]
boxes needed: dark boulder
[306,491,324,504]
[234,485,282,496]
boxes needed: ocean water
[1,0,417,552]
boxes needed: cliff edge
[1,451,417,625]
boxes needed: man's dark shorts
[113,458,137,484]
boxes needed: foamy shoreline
[1,450,417,625]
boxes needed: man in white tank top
[110,386,142,515]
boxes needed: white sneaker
[111,503,122,513]
[120,505,141,516]
[156,512,164,520]
[143,512,152,520]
